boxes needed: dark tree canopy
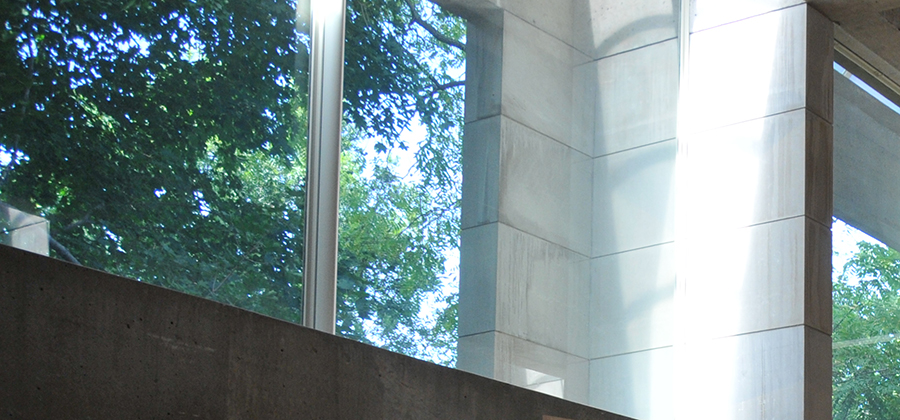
[0,0,464,364]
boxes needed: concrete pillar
[0,202,49,256]
[456,4,593,404]
[447,1,835,418]
[674,4,833,419]
[578,0,680,418]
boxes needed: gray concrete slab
[0,244,631,420]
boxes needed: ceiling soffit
[812,1,900,104]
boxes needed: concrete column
[675,4,833,419]
[456,4,593,404]
[577,0,680,418]
[446,1,835,418]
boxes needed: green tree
[833,241,900,418]
[0,0,462,364]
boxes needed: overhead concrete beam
[812,0,900,15]
[834,71,900,250]
[811,0,900,108]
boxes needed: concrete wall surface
[0,244,632,420]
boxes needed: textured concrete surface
[0,244,631,420]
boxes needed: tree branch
[402,0,465,52]
[49,235,82,265]
[432,80,464,94]
[63,204,104,232]
[421,70,464,95]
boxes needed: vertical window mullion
[302,0,347,334]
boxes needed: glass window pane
[833,219,900,417]
[833,64,900,418]
[339,0,464,366]
[0,0,311,324]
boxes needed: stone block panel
[462,116,502,229]
[494,224,591,358]
[573,0,678,60]
[502,12,589,151]
[590,346,674,420]
[465,12,503,123]
[0,203,49,256]
[680,216,831,341]
[496,0,576,46]
[459,223,500,336]
[498,117,593,255]
[591,39,679,158]
[680,109,830,231]
[590,242,675,359]
[460,331,590,405]
[691,0,804,33]
[593,139,676,257]
[675,326,829,420]
[686,5,819,133]
[460,223,591,357]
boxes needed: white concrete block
[593,139,676,257]
[472,331,590,404]
[680,109,808,231]
[686,5,809,133]
[494,0,576,45]
[805,327,833,420]
[592,39,679,157]
[502,13,589,150]
[691,0,803,33]
[462,116,502,230]
[465,14,503,123]
[675,326,827,420]
[457,331,496,378]
[680,217,832,340]
[494,224,591,358]
[499,117,592,256]
[805,110,833,228]
[590,242,675,359]
[460,223,593,357]
[573,0,677,60]
[1,224,50,256]
[573,61,597,156]
[804,218,832,335]
[805,7,834,124]
[590,346,674,420]
[459,223,499,336]
[0,203,49,256]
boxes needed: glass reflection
[833,219,900,418]
[0,0,311,323]
[338,0,464,365]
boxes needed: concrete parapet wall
[0,244,630,420]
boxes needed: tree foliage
[834,241,900,418]
[0,0,463,364]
